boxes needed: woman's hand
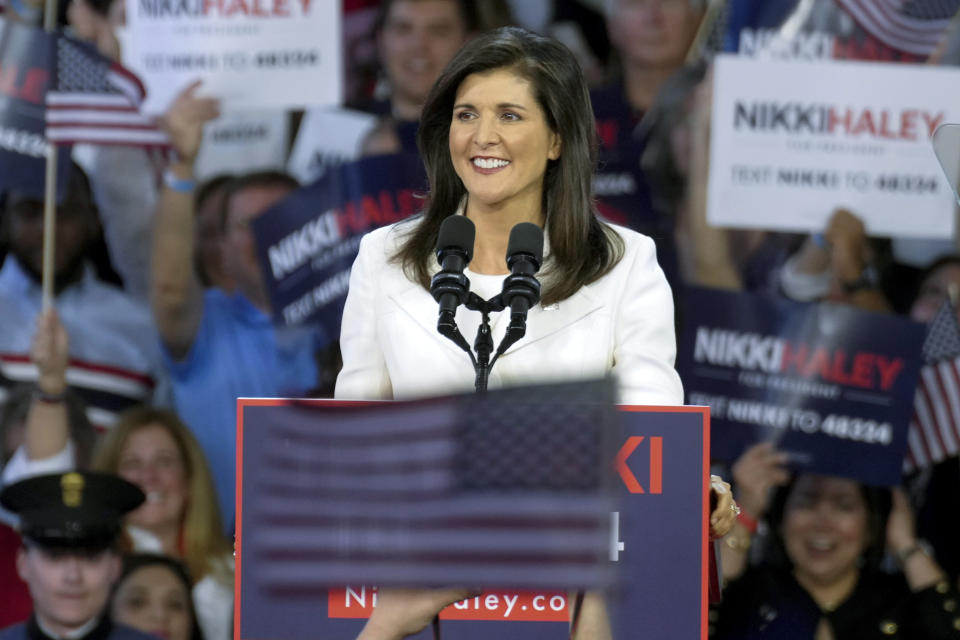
[31,309,69,397]
[710,475,737,538]
[731,442,791,519]
[356,587,480,640]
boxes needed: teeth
[808,539,834,551]
[146,492,164,504]
[473,158,509,169]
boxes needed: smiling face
[449,67,561,220]
[17,546,120,636]
[781,475,870,589]
[607,0,702,70]
[379,0,468,119]
[111,564,192,640]
[116,425,189,536]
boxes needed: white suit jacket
[334,220,684,405]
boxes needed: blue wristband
[164,169,196,193]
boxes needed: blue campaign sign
[0,17,71,199]
[677,287,924,486]
[250,152,426,339]
[723,0,931,62]
[236,401,710,640]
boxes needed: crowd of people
[1,0,960,638]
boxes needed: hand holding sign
[731,442,791,520]
[158,80,221,168]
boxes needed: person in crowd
[192,175,235,292]
[335,26,737,637]
[0,164,169,428]
[153,84,322,525]
[110,553,204,640]
[588,0,707,288]
[0,310,94,629]
[93,408,233,640]
[357,0,479,156]
[1,311,96,489]
[0,471,150,640]
[715,445,960,638]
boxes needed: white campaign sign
[194,109,290,180]
[286,107,376,185]
[708,55,960,238]
[123,0,341,114]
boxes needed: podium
[235,396,711,640]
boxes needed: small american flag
[45,35,169,148]
[245,379,620,592]
[835,0,960,56]
[905,298,960,470]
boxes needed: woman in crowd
[111,553,204,640]
[715,442,960,639]
[335,26,737,638]
[93,408,233,640]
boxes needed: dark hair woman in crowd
[715,443,960,639]
[110,553,204,640]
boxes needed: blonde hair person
[93,407,233,640]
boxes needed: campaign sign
[194,109,289,180]
[708,54,960,238]
[0,17,71,199]
[678,287,924,485]
[122,0,340,113]
[251,153,426,338]
[236,401,710,640]
[722,0,933,63]
[286,107,377,185]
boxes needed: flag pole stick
[40,0,58,310]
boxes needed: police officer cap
[0,472,144,551]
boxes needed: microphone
[430,215,475,320]
[500,222,543,339]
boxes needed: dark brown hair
[394,26,623,305]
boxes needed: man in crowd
[0,164,169,428]
[358,0,478,155]
[152,86,321,528]
[590,0,706,287]
[0,471,149,640]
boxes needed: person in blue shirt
[151,87,322,528]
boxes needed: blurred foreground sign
[708,54,960,238]
[236,384,711,640]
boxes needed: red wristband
[736,509,758,534]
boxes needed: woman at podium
[335,25,738,639]
[336,26,685,410]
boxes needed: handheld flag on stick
[906,298,960,470]
[45,35,169,148]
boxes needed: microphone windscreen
[506,222,544,265]
[437,215,476,262]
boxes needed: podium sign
[236,401,710,640]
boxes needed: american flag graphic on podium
[835,0,960,56]
[906,299,960,470]
[45,35,169,148]
[245,379,620,591]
